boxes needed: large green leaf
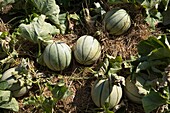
[19,15,59,43]
[0,90,11,102]
[0,97,19,112]
[142,89,168,113]
[30,0,60,25]
[148,48,170,61]
[137,36,167,56]
[0,90,19,112]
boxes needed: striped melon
[43,42,72,71]
[103,8,131,35]
[91,78,122,109]
[1,67,32,97]
[73,35,101,65]
[124,75,147,104]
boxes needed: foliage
[0,0,69,34]
[30,0,60,25]
[1,0,170,112]
[107,0,170,29]
[130,35,170,113]
[0,79,19,112]
[23,80,72,113]
[94,55,125,112]
[19,15,59,44]
[0,32,18,73]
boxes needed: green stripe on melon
[43,42,72,71]
[103,8,131,35]
[73,35,101,65]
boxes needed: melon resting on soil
[43,41,72,71]
[103,8,131,35]
[91,78,122,109]
[73,35,101,65]
[124,75,148,104]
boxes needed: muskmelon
[73,35,101,65]
[91,78,122,109]
[124,75,148,104]
[43,42,72,71]
[103,8,131,35]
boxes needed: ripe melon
[91,78,122,109]
[73,35,101,65]
[103,8,131,35]
[124,75,148,104]
[43,42,72,71]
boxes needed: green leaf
[51,83,70,102]
[42,98,53,113]
[136,60,168,73]
[140,0,163,29]
[142,90,167,113]
[107,55,123,76]
[19,15,59,43]
[0,90,19,112]
[0,81,9,90]
[59,13,68,34]
[148,48,170,61]
[137,36,167,56]
[31,0,60,25]
[0,90,11,102]
[23,96,38,106]
[0,97,19,112]
[108,55,123,70]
